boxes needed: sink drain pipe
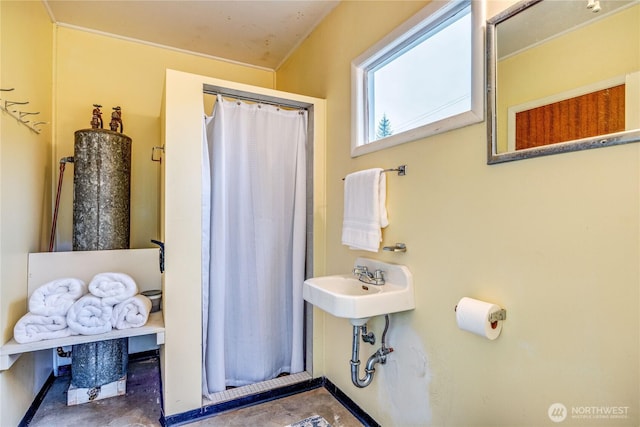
[350,314,394,388]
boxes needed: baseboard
[18,372,57,427]
[129,349,161,362]
[322,378,381,427]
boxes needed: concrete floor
[29,355,163,427]
[27,355,365,427]
[187,388,364,427]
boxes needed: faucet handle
[353,265,369,275]
[371,269,385,285]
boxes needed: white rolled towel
[111,295,152,330]
[13,313,72,344]
[28,278,87,316]
[88,272,138,306]
[66,295,113,335]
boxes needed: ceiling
[43,0,340,70]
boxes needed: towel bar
[342,165,406,180]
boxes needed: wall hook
[19,111,40,123]
[0,89,48,134]
[4,100,29,111]
[0,94,46,134]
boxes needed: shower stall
[161,70,326,418]
[201,92,308,396]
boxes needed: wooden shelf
[0,311,165,371]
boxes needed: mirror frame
[487,0,640,164]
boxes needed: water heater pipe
[48,156,74,252]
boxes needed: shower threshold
[202,371,313,406]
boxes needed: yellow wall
[497,5,640,152]
[0,1,53,424]
[277,1,639,426]
[0,8,274,424]
[53,26,274,251]
[2,0,639,425]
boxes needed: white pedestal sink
[303,257,414,323]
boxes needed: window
[351,0,484,156]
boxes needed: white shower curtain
[202,95,307,395]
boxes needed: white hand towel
[13,313,72,344]
[28,278,87,317]
[88,272,138,306]
[341,168,388,252]
[66,295,113,335]
[111,295,152,330]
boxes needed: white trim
[626,71,640,130]
[351,0,485,157]
[42,0,56,24]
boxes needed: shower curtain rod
[204,87,309,111]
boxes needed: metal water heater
[73,129,131,250]
[71,128,132,396]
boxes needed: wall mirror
[487,0,640,164]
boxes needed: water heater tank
[71,128,132,392]
[72,129,132,250]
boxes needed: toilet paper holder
[488,309,507,323]
[454,305,506,322]
[455,299,506,338]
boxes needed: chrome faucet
[353,265,385,285]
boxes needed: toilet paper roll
[456,297,503,340]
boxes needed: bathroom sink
[303,257,414,322]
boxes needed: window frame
[351,0,485,157]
